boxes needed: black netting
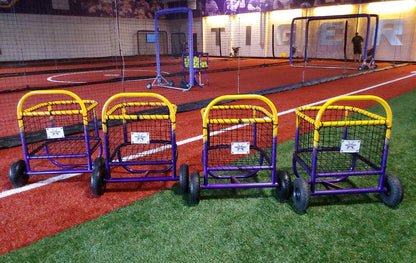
[206,106,275,174]
[105,99,174,164]
[21,98,100,170]
[296,106,387,174]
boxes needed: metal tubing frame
[153,7,195,91]
[293,95,392,195]
[200,94,279,190]
[17,90,102,175]
[289,14,379,69]
[101,92,178,183]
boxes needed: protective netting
[205,105,275,174]
[296,106,387,174]
[105,99,175,164]
[137,30,168,56]
[2,1,415,150]
[290,15,379,69]
[20,96,101,170]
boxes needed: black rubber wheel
[190,171,200,205]
[9,160,28,187]
[373,64,378,69]
[364,65,369,70]
[179,164,189,194]
[358,66,363,71]
[292,177,310,213]
[146,83,152,89]
[380,173,403,208]
[91,157,107,196]
[180,79,188,89]
[169,81,174,86]
[276,170,291,201]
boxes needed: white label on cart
[46,127,65,139]
[231,142,250,155]
[340,140,361,153]
[131,132,150,144]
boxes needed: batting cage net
[290,14,379,69]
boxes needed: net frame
[293,95,393,195]
[147,7,195,91]
[16,90,102,175]
[289,14,379,70]
[200,94,279,190]
[101,92,178,183]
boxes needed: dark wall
[0,0,400,17]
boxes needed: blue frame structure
[289,14,379,70]
[148,7,195,91]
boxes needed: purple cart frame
[91,93,180,196]
[292,95,403,212]
[9,90,102,187]
[188,94,290,204]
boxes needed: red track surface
[0,63,415,254]
[0,59,391,138]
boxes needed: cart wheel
[9,160,28,187]
[276,170,291,201]
[292,177,310,213]
[380,173,403,208]
[146,83,152,89]
[179,164,189,194]
[190,172,200,205]
[358,66,363,71]
[169,81,174,86]
[364,65,369,70]
[180,79,188,89]
[373,64,378,69]
[91,157,107,196]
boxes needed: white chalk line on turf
[47,69,164,84]
[1,72,415,199]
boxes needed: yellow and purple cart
[91,93,187,195]
[292,95,403,212]
[188,94,290,204]
[10,90,102,187]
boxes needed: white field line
[1,72,415,199]
[0,173,80,198]
[47,69,161,84]
[122,124,248,161]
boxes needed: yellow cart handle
[201,94,279,140]
[315,95,392,129]
[101,92,177,133]
[313,95,392,148]
[17,90,91,129]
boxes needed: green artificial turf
[1,89,415,262]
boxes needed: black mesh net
[21,95,100,170]
[105,97,175,166]
[296,105,387,174]
[205,105,276,176]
